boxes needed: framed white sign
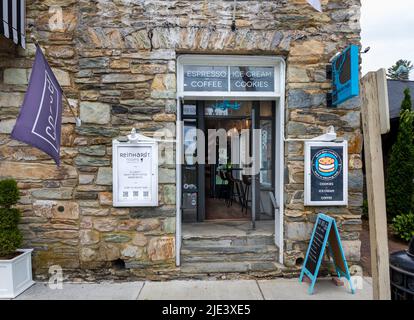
[304,141,348,206]
[112,140,158,207]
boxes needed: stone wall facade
[0,0,363,280]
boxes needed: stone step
[182,235,275,248]
[181,244,279,263]
[180,261,284,274]
[181,251,278,263]
[181,245,277,255]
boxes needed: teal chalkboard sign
[299,213,355,295]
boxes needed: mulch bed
[360,219,409,276]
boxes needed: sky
[361,0,414,79]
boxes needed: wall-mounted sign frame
[332,44,360,106]
[304,141,348,206]
[112,139,158,207]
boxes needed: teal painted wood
[299,213,355,295]
[332,44,360,106]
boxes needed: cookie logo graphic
[312,149,342,180]
[318,156,335,174]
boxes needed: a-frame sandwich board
[299,213,355,295]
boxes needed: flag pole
[30,35,81,127]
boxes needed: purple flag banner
[11,45,63,165]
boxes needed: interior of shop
[182,100,276,223]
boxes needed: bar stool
[242,174,252,213]
[225,170,244,208]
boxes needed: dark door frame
[181,100,275,224]
[196,100,206,222]
[252,101,261,228]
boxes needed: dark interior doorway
[181,100,276,223]
[205,117,252,220]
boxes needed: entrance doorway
[181,100,276,223]
[175,55,286,266]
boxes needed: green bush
[0,179,22,257]
[0,230,23,256]
[362,199,369,218]
[0,179,20,208]
[392,212,414,242]
[386,109,414,219]
[401,88,412,113]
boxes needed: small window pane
[183,101,196,115]
[204,101,252,117]
[183,66,228,92]
[230,66,274,92]
[260,101,273,117]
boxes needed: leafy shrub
[386,109,414,219]
[392,212,414,242]
[401,88,412,113]
[0,179,20,208]
[362,199,369,219]
[0,179,22,257]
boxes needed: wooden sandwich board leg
[327,226,355,294]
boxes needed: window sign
[113,140,158,207]
[230,66,274,92]
[183,65,228,92]
[182,65,276,93]
[304,141,348,206]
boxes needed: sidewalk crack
[135,281,146,300]
[255,280,265,300]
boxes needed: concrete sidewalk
[5,277,373,300]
